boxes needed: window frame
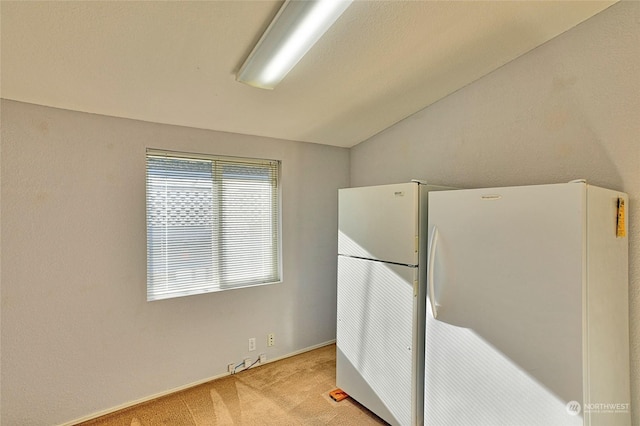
[145,148,282,301]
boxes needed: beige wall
[0,100,349,424]
[351,1,639,423]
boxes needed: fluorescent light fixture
[237,0,353,90]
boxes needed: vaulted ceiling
[0,1,617,147]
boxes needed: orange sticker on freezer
[617,198,626,238]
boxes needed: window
[146,149,281,301]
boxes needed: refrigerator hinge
[413,279,418,297]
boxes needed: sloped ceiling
[0,1,617,147]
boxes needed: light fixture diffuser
[236,0,353,90]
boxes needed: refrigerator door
[339,182,419,265]
[337,255,418,426]
[425,183,584,426]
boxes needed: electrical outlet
[244,358,251,368]
[259,353,267,364]
[267,333,275,347]
[248,337,256,351]
[228,363,235,373]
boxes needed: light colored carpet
[79,344,386,425]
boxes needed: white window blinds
[146,150,281,301]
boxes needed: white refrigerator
[337,181,451,426]
[425,182,630,426]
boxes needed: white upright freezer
[424,182,630,426]
[337,181,451,426]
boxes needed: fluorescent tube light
[237,0,353,90]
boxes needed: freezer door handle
[428,226,439,319]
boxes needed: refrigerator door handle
[428,226,439,319]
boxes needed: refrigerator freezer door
[425,183,585,426]
[337,255,417,426]
[339,182,419,265]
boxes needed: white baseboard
[61,339,336,426]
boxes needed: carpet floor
[78,344,386,425]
